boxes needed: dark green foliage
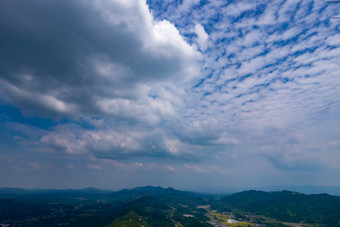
[105,210,149,227]
[0,186,211,226]
[110,196,173,226]
[214,190,340,226]
[1,187,340,226]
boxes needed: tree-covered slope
[215,190,340,226]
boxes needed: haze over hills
[255,185,340,196]
[193,185,340,196]
[1,186,340,226]
[2,184,340,196]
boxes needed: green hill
[1,187,340,226]
[215,190,340,226]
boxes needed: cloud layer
[0,0,340,189]
[0,0,200,118]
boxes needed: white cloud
[257,5,277,25]
[326,34,340,46]
[178,0,201,13]
[0,0,201,119]
[242,30,262,47]
[224,2,258,17]
[194,23,209,51]
[277,0,299,22]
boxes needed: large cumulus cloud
[1,0,239,162]
[0,0,200,118]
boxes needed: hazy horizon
[2,184,340,197]
[0,0,339,190]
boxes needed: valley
[1,186,340,226]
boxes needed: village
[197,205,266,227]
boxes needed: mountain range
[1,186,340,226]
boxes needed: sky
[0,0,340,191]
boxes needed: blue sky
[0,0,339,190]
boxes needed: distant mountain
[193,185,340,196]
[215,190,340,226]
[0,187,111,202]
[0,187,106,195]
[2,186,340,226]
[0,186,204,202]
[109,186,211,208]
[256,185,340,196]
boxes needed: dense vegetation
[215,190,340,226]
[0,187,210,227]
[1,187,340,226]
